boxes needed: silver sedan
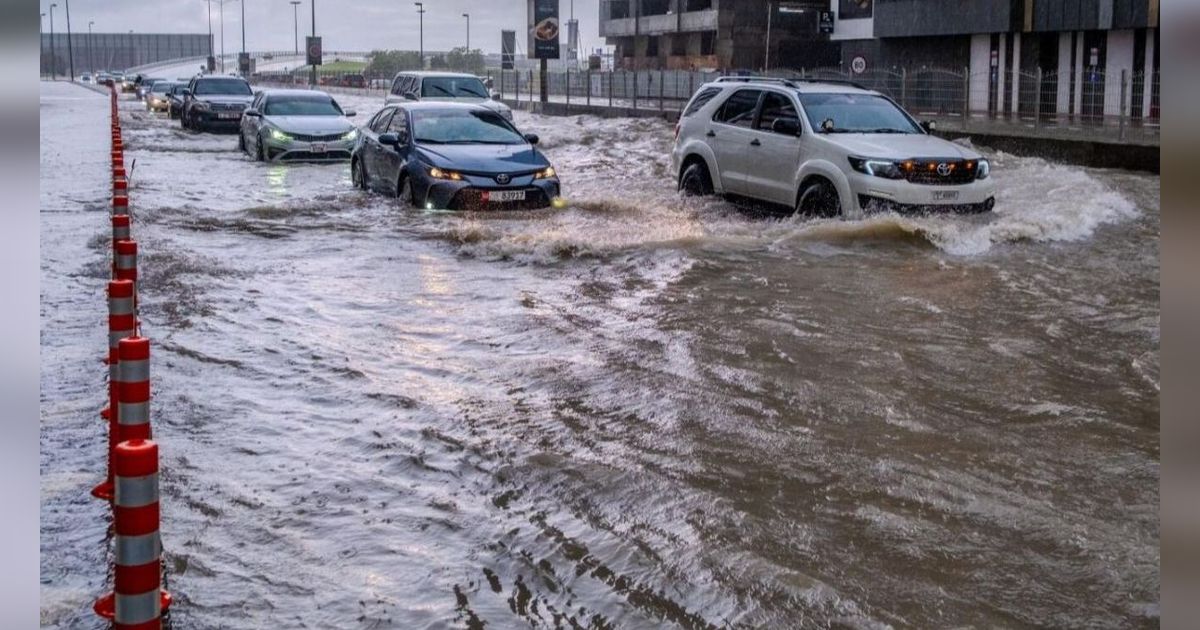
[238,89,359,162]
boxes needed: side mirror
[403,91,419,101]
[523,133,539,145]
[491,92,502,101]
[181,88,192,97]
[771,118,801,136]
[243,108,261,117]
[343,109,357,117]
[920,120,937,133]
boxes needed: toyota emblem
[495,173,511,185]
[936,163,952,176]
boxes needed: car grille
[449,188,550,211]
[211,103,246,112]
[901,159,978,185]
[290,132,348,142]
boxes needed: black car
[181,76,254,132]
[166,84,189,119]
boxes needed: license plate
[311,143,327,153]
[218,112,240,119]
[484,190,526,203]
[932,190,960,201]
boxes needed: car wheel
[352,158,368,191]
[397,174,418,206]
[679,162,714,197]
[797,179,841,218]
[237,131,246,152]
[256,134,266,162]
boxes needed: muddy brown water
[41,81,1158,629]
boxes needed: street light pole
[463,13,469,50]
[290,1,301,55]
[414,2,424,69]
[206,0,213,70]
[88,20,93,73]
[49,4,57,80]
[40,13,46,77]
[65,0,75,81]
[310,0,316,86]
[240,0,246,75]
[220,0,225,72]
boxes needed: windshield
[421,77,489,99]
[797,92,920,134]
[412,109,525,145]
[194,78,252,96]
[151,83,174,94]
[264,97,343,116]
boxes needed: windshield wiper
[427,85,455,97]
[862,128,910,134]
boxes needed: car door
[243,92,265,148]
[363,107,396,190]
[376,108,410,190]
[707,89,762,195]
[744,90,804,205]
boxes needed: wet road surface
[41,80,1159,628]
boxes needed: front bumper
[146,98,169,112]
[422,174,560,211]
[263,136,355,162]
[848,171,996,214]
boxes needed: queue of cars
[128,68,994,215]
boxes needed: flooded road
[41,80,1159,628]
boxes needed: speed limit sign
[851,56,868,75]
[306,36,323,66]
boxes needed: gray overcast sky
[43,0,604,55]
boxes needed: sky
[39,0,605,55]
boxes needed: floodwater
[41,79,1159,629]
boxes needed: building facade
[829,0,1159,119]
[599,0,838,71]
[41,33,212,76]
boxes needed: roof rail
[714,75,870,91]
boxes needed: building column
[969,33,991,112]
[1141,27,1156,118]
[1009,32,1021,113]
[1057,31,1072,113]
[1074,33,1084,116]
[1104,29,1134,117]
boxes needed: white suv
[671,77,995,217]
[385,71,513,121]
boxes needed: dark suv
[181,76,255,132]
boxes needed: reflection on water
[41,83,1160,629]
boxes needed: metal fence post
[609,70,614,108]
[529,68,534,103]
[1119,69,1128,141]
[660,70,665,113]
[565,67,570,114]
[1034,67,1042,130]
[632,70,638,111]
[962,66,970,131]
[586,70,591,106]
[900,67,907,108]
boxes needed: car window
[755,92,801,134]
[421,76,488,99]
[683,87,722,117]
[195,78,251,96]
[264,97,342,116]
[713,89,761,128]
[386,110,408,134]
[411,109,525,145]
[371,108,396,133]
[391,77,403,95]
[797,92,921,134]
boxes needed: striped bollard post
[112,215,131,245]
[92,279,137,501]
[114,240,137,283]
[114,178,128,199]
[113,195,130,215]
[117,336,151,443]
[93,439,172,629]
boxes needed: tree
[364,49,424,79]
[444,47,485,74]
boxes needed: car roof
[388,101,494,113]
[194,75,247,81]
[393,71,480,79]
[705,77,878,96]
[260,88,335,98]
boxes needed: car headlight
[270,128,293,142]
[192,101,211,110]
[848,157,904,180]
[429,166,463,181]
[534,166,557,180]
[975,158,991,180]
[342,129,358,141]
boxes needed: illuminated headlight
[975,158,991,180]
[342,129,358,141]
[534,166,557,180]
[429,166,463,181]
[270,128,293,142]
[192,101,211,110]
[848,157,903,180]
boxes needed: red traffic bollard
[117,336,151,443]
[114,240,137,282]
[114,179,128,197]
[92,280,137,502]
[112,215,131,246]
[93,439,172,629]
[113,195,130,215]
